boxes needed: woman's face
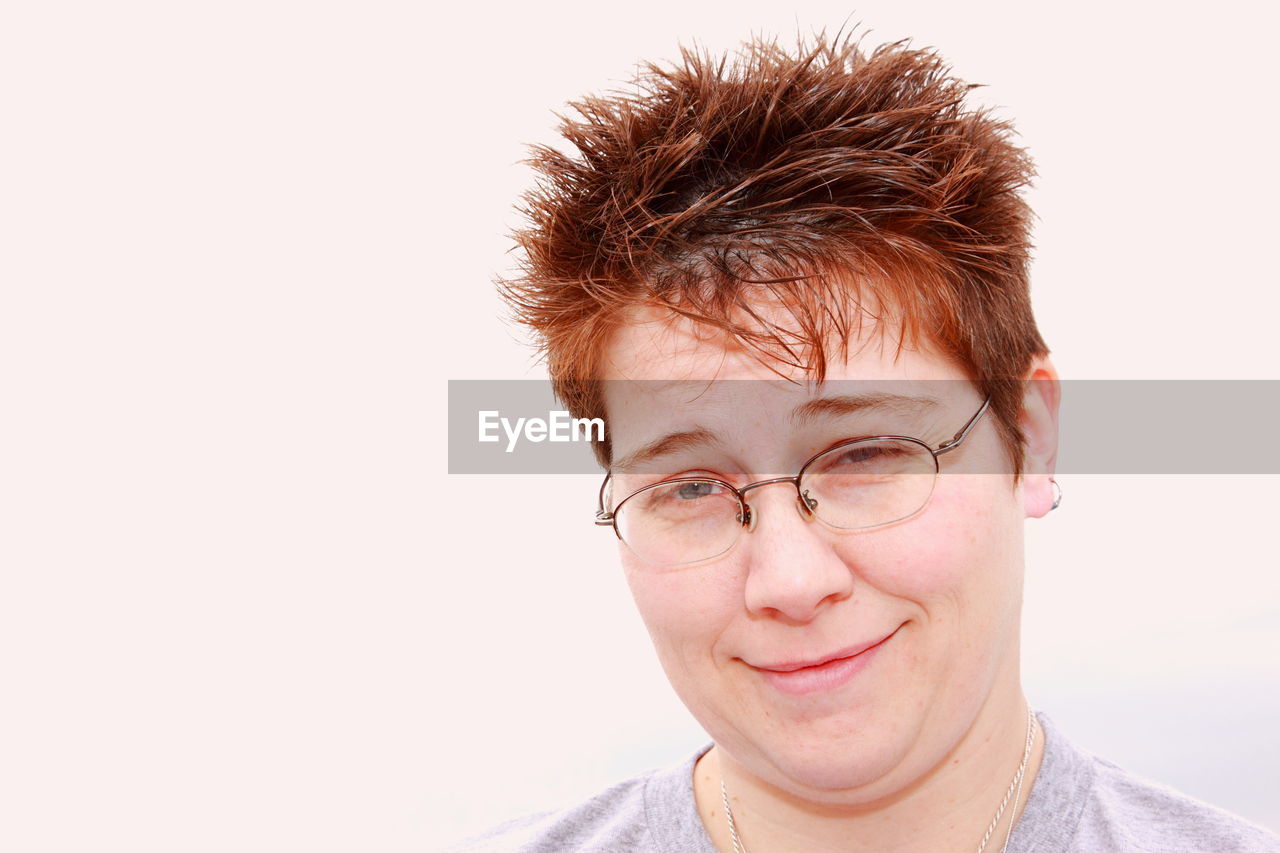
[601,312,1055,801]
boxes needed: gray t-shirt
[450,714,1278,852]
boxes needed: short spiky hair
[501,34,1047,468]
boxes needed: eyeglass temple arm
[933,396,991,457]
[595,472,614,524]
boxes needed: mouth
[748,626,901,697]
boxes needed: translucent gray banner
[448,380,1280,475]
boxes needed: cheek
[620,552,739,661]
[849,477,1022,606]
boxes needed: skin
[600,306,1060,853]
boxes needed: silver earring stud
[1050,478,1063,511]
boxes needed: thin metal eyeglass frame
[594,396,991,559]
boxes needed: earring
[1050,478,1063,511]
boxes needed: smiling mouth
[749,626,900,696]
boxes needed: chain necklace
[720,707,1037,853]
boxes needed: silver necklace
[720,707,1037,853]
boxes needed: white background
[2,1,1277,850]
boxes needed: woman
[452,34,1278,852]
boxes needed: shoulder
[1018,715,1279,853]
[443,776,650,853]
[443,747,714,853]
[1074,753,1279,853]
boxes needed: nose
[738,481,855,623]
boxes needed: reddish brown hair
[500,34,1047,469]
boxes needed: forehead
[598,306,973,474]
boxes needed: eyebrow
[611,393,940,473]
[612,428,720,474]
[790,392,940,428]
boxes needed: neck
[694,680,1045,853]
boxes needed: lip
[748,626,900,696]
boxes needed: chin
[749,727,916,800]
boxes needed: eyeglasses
[594,396,990,566]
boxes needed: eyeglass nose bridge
[736,476,819,533]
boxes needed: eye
[828,442,904,469]
[674,481,718,500]
[809,439,923,479]
[634,479,736,516]
[835,445,889,465]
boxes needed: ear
[1019,357,1060,519]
